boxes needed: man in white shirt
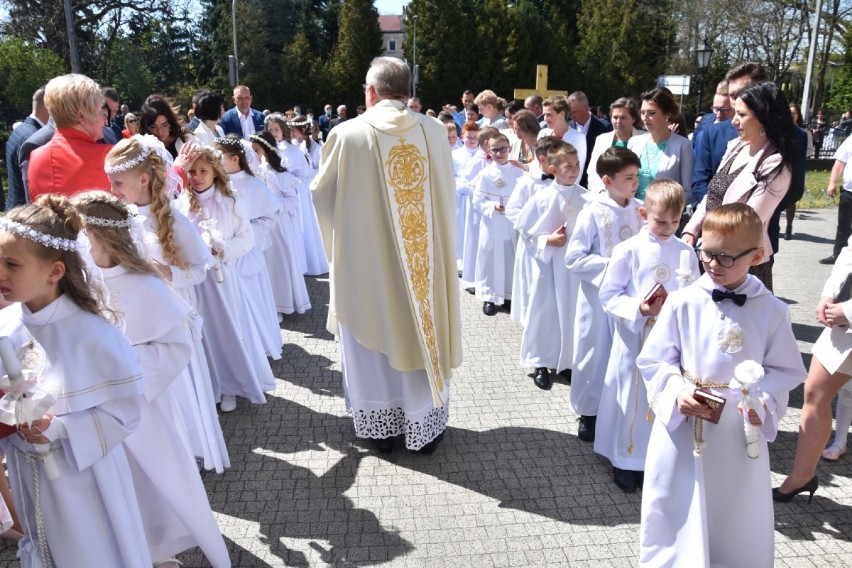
[568,91,612,187]
[219,85,264,139]
[822,136,852,264]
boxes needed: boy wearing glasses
[636,203,804,566]
[515,141,589,389]
[565,147,644,442]
[472,132,525,315]
[596,180,698,493]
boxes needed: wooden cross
[513,64,567,100]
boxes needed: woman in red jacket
[28,74,112,201]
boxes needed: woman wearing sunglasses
[122,112,140,138]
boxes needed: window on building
[388,39,396,52]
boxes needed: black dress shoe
[773,476,819,504]
[411,432,444,455]
[819,255,837,265]
[372,437,395,454]
[613,467,638,493]
[577,415,596,442]
[466,287,475,295]
[557,368,572,384]
[458,270,463,278]
[784,226,793,240]
[502,300,512,312]
[483,302,496,316]
[533,367,552,390]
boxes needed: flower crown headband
[0,218,79,251]
[214,137,245,154]
[249,134,276,154]
[84,215,132,228]
[103,134,172,175]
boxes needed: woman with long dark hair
[683,81,796,290]
[139,95,190,158]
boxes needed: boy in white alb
[461,127,500,291]
[506,135,562,324]
[473,132,526,315]
[636,203,805,567]
[565,146,644,441]
[597,180,699,493]
[453,121,481,270]
[516,141,589,389]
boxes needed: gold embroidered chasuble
[311,100,462,406]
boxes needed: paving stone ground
[2,207,851,567]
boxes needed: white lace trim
[351,403,449,450]
[0,219,78,251]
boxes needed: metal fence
[809,109,851,160]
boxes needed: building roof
[379,15,404,33]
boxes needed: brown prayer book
[694,388,726,424]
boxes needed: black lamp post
[695,40,714,115]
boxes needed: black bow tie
[711,289,747,306]
[541,173,555,181]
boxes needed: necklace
[19,299,62,376]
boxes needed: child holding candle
[104,136,230,471]
[596,179,699,493]
[73,191,230,568]
[473,132,526,315]
[636,203,805,566]
[178,146,274,413]
[0,195,151,566]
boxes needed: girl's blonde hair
[71,191,160,279]
[105,138,189,269]
[5,195,107,319]
[185,146,234,214]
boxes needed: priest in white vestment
[312,57,462,454]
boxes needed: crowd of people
[0,53,848,567]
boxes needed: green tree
[576,0,673,108]
[280,32,331,110]
[828,26,852,111]
[331,0,382,110]
[402,0,469,110]
[0,37,66,115]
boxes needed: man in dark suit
[218,85,265,139]
[318,104,334,140]
[692,81,733,152]
[18,121,55,204]
[568,91,613,188]
[102,87,123,141]
[329,105,347,132]
[6,86,48,209]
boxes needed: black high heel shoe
[772,476,819,504]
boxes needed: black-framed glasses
[696,247,757,268]
[490,146,510,154]
[126,118,138,124]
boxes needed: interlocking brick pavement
[0,208,850,567]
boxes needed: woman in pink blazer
[683,81,797,291]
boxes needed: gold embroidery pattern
[385,139,445,392]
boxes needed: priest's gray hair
[366,57,411,101]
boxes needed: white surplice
[596,229,699,471]
[460,150,489,287]
[516,182,589,370]
[565,194,644,415]
[0,296,151,568]
[178,187,274,403]
[280,140,329,275]
[636,274,806,568]
[537,127,588,183]
[136,202,230,473]
[473,162,525,304]
[506,173,553,323]
[258,163,311,314]
[102,267,230,567]
[229,170,283,360]
[453,145,478,264]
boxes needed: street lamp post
[695,39,714,116]
[412,15,419,97]
[231,0,239,86]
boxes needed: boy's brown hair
[643,179,685,215]
[546,140,578,167]
[702,203,763,247]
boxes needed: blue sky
[375,0,410,15]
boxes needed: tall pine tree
[331,0,382,110]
